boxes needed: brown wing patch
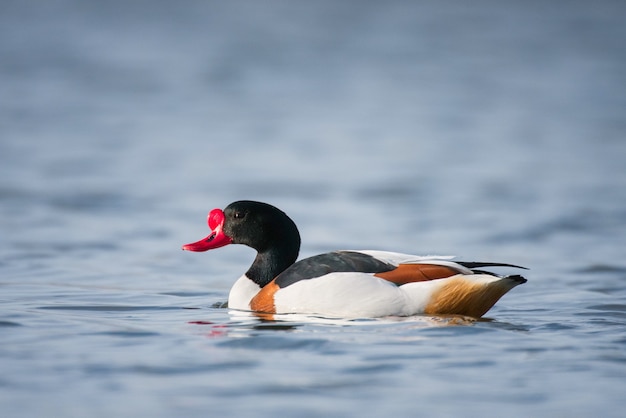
[374,263,462,285]
[424,277,515,318]
[249,281,279,314]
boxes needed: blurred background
[1,1,625,417]
[2,0,624,263]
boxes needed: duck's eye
[233,211,246,219]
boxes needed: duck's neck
[245,244,299,288]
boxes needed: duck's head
[182,200,301,255]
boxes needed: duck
[182,200,527,318]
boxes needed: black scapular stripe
[274,251,395,288]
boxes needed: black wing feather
[274,251,395,288]
[457,262,528,270]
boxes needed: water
[2,1,626,416]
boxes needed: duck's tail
[417,273,526,318]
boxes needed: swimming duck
[183,200,526,318]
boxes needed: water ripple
[586,304,626,312]
[217,335,329,351]
[38,305,182,312]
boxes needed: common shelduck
[183,200,527,318]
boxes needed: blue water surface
[1,1,626,417]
